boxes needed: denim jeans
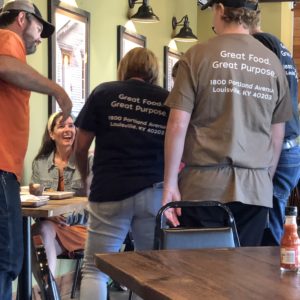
[80,183,163,300]
[262,146,300,245]
[0,171,23,300]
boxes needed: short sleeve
[165,56,196,113]
[75,91,97,132]
[272,73,292,124]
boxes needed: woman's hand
[162,186,182,227]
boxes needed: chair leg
[71,258,82,299]
[107,283,110,300]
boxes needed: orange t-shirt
[0,29,30,181]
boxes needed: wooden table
[95,247,300,300]
[18,197,88,300]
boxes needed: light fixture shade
[172,15,198,43]
[129,1,160,23]
[174,27,198,42]
[61,0,78,7]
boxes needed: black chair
[154,200,240,250]
[127,201,240,300]
[57,250,84,298]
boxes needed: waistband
[0,170,12,175]
[282,137,300,150]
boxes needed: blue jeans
[80,183,163,300]
[0,171,23,300]
[262,146,300,246]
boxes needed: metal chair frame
[57,250,84,298]
[154,200,240,250]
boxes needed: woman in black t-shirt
[75,48,169,299]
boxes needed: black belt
[282,137,300,150]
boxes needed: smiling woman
[31,112,86,194]
[30,112,93,278]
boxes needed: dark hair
[0,10,20,27]
[34,112,75,161]
[117,48,159,85]
[0,10,34,28]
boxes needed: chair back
[154,200,240,250]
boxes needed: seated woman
[31,112,93,275]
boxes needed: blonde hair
[117,47,159,85]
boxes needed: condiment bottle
[280,206,299,271]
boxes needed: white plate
[21,195,49,202]
[20,195,49,207]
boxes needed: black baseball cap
[1,0,55,38]
[201,0,258,11]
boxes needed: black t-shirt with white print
[75,79,169,202]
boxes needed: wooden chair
[154,200,240,250]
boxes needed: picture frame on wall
[117,25,146,65]
[48,0,90,117]
[164,46,182,91]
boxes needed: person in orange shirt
[0,1,72,299]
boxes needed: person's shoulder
[185,40,209,55]
[33,155,48,163]
[91,81,122,95]
[184,36,228,61]
[0,29,25,57]
[152,84,169,97]
[33,153,53,167]
[138,81,169,99]
[252,32,286,61]
[0,29,20,41]
[253,32,279,42]
[253,32,282,47]
[148,82,168,92]
[97,80,122,89]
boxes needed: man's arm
[0,55,72,118]
[75,128,95,191]
[270,122,285,178]
[163,108,191,226]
